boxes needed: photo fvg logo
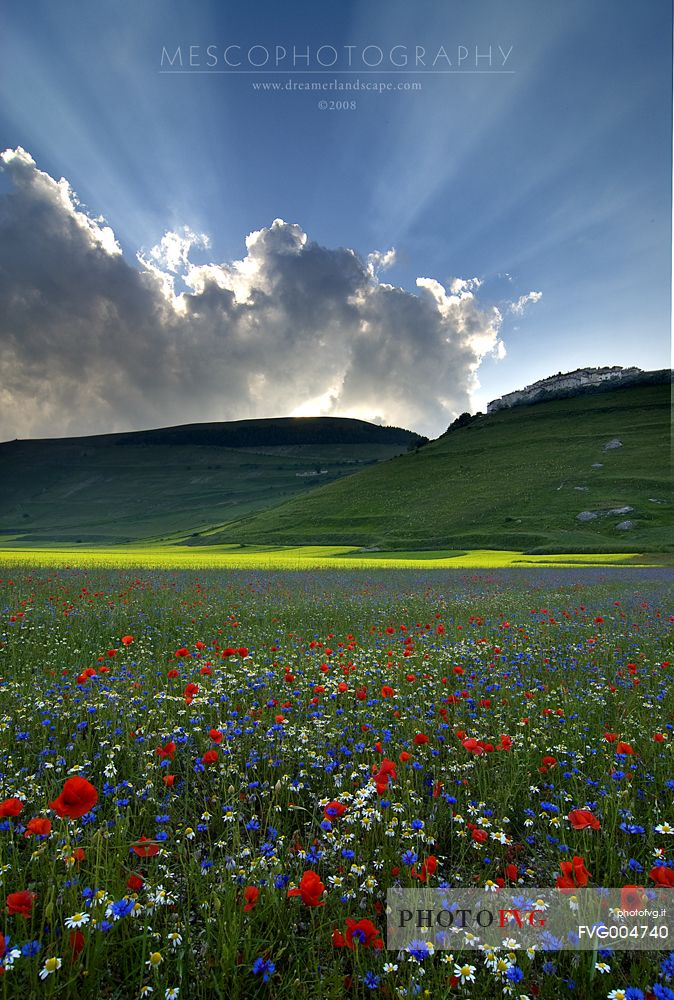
[387,889,674,952]
[397,904,548,931]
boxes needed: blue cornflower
[620,823,646,835]
[402,850,418,866]
[252,957,275,982]
[663,955,674,978]
[653,986,674,1000]
[625,989,645,1000]
[363,972,380,989]
[506,966,524,983]
[407,941,430,961]
[108,897,135,920]
[21,940,41,957]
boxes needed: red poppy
[69,929,85,958]
[621,885,647,911]
[0,798,23,818]
[167,669,179,679]
[287,870,325,907]
[162,775,175,787]
[24,817,51,838]
[411,855,437,883]
[556,857,591,892]
[120,635,134,646]
[604,733,618,742]
[238,647,249,658]
[175,647,190,658]
[413,733,429,745]
[372,757,397,795]
[183,683,199,705]
[616,741,635,755]
[567,809,601,830]
[243,886,259,911]
[0,932,6,959]
[472,829,488,844]
[381,686,395,698]
[333,918,383,949]
[324,801,347,821]
[202,749,219,766]
[50,777,98,820]
[127,874,144,891]
[505,863,518,882]
[72,847,85,863]
[208,729,223,744]
[155,741,176,760]
[649,866,674,887]
[6,890,36,917]
[131,836,160,858]
[462,738,484,756]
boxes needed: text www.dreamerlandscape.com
[251,77,422,94]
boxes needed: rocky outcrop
[487,367,642,413]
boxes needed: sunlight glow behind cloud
[0,147,539,440]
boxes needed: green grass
[2,380,671,556]
[209,381,672,553]
[0,417,419,546]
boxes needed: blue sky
[0,0,670,437]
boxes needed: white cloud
[0,148,519,440]
[366,248,396,276]
[510,290,543,315]
[147,226,210,273]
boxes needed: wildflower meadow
[0,567,672,999]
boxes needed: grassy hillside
[0,417,421,545]
[206,381,672,553]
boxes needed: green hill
[204,378,672,553]
[0,417,422,545]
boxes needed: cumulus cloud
[510,290,543,315]
[0,147,513,440]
